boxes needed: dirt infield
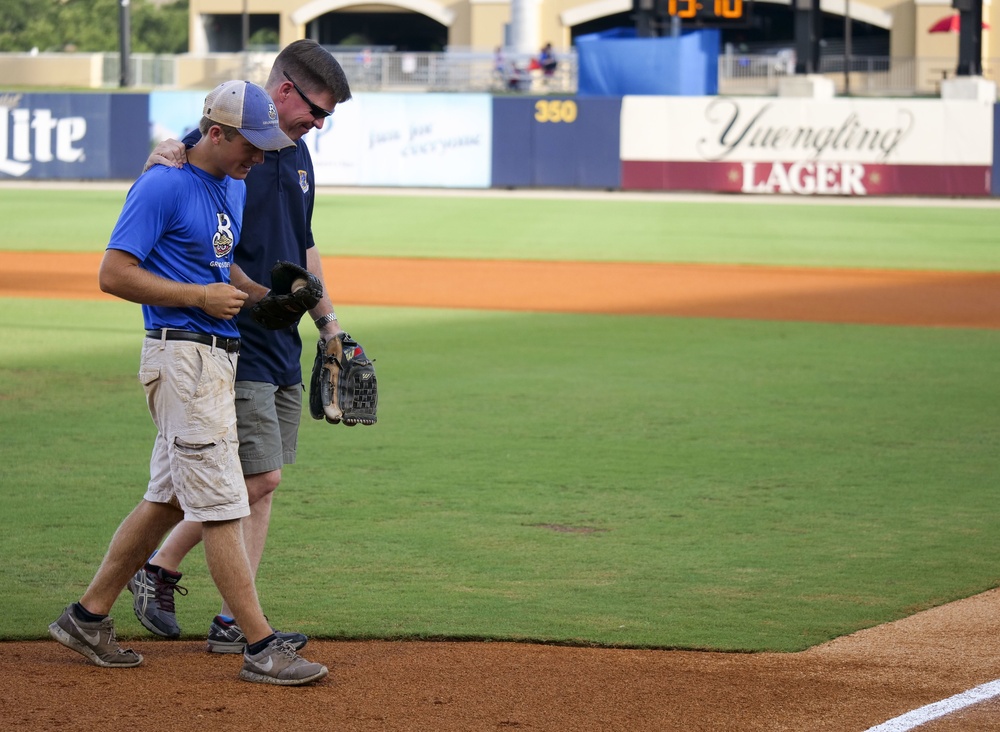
[3,251,1000,328]
[7,589,1000,732]
[3,250,1000,731]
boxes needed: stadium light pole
[954,0,984,75]
[242,0,250,78]
[118,0,131,88]
[844,0,851,94]
[794,0,822,73]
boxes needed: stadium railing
[1,49,994,98]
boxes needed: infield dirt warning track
[1,250,1000,329]
[3,249,1000,731]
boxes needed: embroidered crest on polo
[298,170,309,194]
[202,80,293,152]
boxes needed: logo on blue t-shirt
[298,170,309,194]
[212,213,234,257]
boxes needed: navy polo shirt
[183,130,317,386]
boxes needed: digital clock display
[671,0,742,18]
[661,0,753,25]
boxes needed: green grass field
[1,189,998,652]
[3,187,1000,269]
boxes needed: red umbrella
[928,14,990,33]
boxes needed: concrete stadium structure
[185,0,989,65]
[0,0,994,94]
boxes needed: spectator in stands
[539,43,558,78]
[493,46,507,89]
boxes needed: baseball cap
[203,80,293,151]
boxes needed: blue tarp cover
[577,32,720,96]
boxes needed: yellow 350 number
[534,99,578,123]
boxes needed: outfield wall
[0,89,994,197]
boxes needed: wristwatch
[314,312,338,329]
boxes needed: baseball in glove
[251,260,323,330]
[309,332,378,426]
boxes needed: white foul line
[864,679,1000,732]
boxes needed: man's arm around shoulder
[143,139,187,173]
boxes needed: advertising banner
[492,96,622,188]
[621,96,994,196]
[0,92,148,180]
[306,93,493,188]
[149,90,208,145]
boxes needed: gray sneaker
[127,567,187,639]
[207,615,308,654]
[48,605,143,668]
[239,637,328,686]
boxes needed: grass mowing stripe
[1,189,127,251]
[315,195,1000,270]
[2,188,999,270]
[2,299,998,650]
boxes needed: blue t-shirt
[107,164,246,339]
[184,130,317,386]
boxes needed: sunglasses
[283,71,333,119]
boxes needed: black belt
[145,329,240,353]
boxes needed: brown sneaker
[48,605,143,668]
[239,637,328,686]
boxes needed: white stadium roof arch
[291,0,457,28]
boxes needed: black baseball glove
[251,261,323,330]
[309,332,378,426]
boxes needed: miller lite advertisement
[620,96,994,196]
[0,92,148,180]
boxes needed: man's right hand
[143,139,187,172]
[202,283,249,320]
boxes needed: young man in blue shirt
[50,81,328,686]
